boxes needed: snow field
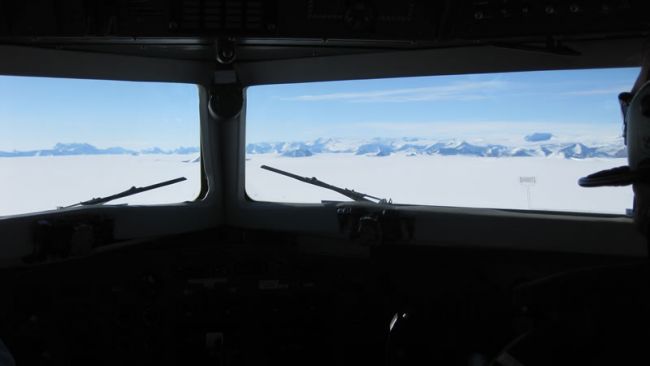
[246,154,632,214]
[0,153,633,216]
[0,155,201,216]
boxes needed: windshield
[0,75,201,216]
[245,67,638,214]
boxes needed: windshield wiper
[60,177,187,209]
[261,165,389,204]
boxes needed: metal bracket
[337,205,414,246]
[208,82,243,120]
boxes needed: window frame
[240,72,634,216]
[0,75,206,217]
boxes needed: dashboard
[0,228,644,365]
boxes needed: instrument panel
[0,229,643,365]
[0,0,647,43]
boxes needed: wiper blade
[261,165,389,204]
[61,177,187,209]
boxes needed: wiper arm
[261,165,389,204]
[60,177,187,209]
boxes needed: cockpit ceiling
[0,0,648,63]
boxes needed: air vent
[174,0,266,33]
[178,0,202,30]
[118,0,169,35]
[203,0,223,30]
[299,0,435,39]
[126,0,164,18]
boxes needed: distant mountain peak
[54,142,93,149]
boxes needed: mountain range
[0,135,627,160]
[0,143,199,158]
[246,135,627,159]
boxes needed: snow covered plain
[0,150,634,217]
[246,153,633,214]
[0,154,202,217]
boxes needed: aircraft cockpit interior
[1,1,650,365]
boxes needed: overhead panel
[0,0,647,43]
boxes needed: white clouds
[281,80,509,103]
[560,85,630,96]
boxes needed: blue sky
[0,76,199,151]
[0,67,641,151]
[246,67,640,144]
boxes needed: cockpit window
[245,67,639,215]
[0,75,201,216]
